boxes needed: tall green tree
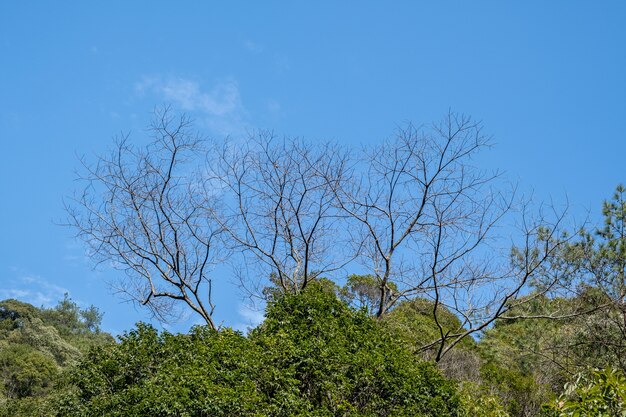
[550,185,626,371]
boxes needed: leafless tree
[421,204,571,361]
[207,133,352,296]
[66,107,223,329]
[67,108,573,350]
[332,113,571,360]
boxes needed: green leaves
[0,344,58,399]
[0,297,113,416]
[542,368,626,416]
[49,283,462,416]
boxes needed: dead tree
[207,133,351,296]
[66,107,222,329]
[333,113,570,360]
[67,108,572,348]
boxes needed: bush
[541,367,626,416]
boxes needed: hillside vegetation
[2,276,626,416]
[0,295,113,416]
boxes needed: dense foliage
[2,282,624,416]
[541,368,626,416]
[43,284,460,416]
[0,295,111,416]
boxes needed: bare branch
[207,133,352,297]
[65,106,223,329]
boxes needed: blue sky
[1,2,625,334]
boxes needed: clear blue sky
[1,2,625,334]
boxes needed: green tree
[544,185,626,371]
[457,381,511,417]
[253,282,461,416]
[475,291,603,417]
[0,344,58,399]
[51,283,463,416]
[39,293,105,336]
[0,297,112,417]
[53,324,263,416]
[340,274,397,314]
[541,367,626,416]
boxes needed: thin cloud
[233,302,264,333]
[63,241,90,267]
[244,40,264,54]
[135,76,248,136]
[273,55,291,74]
[0,289,29,299]
[0,271,69,307]
[266,99,281,113]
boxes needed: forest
[2,111,626,416]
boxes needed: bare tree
[422,204,571,361]
[333,113,571,360]
[207,133,351,296]
[66,107,223,329]
[67,108,573,350]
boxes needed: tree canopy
[0,296,111,416]
[37,283,461,416]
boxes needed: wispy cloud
[0,272,69,307]
[135,76,248,136]
[1,289,30,299]
[62,241,91,268]
[265,98,283,116]
[244,40,264,54]
[273,55,291,74]
[233,302,265,333]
